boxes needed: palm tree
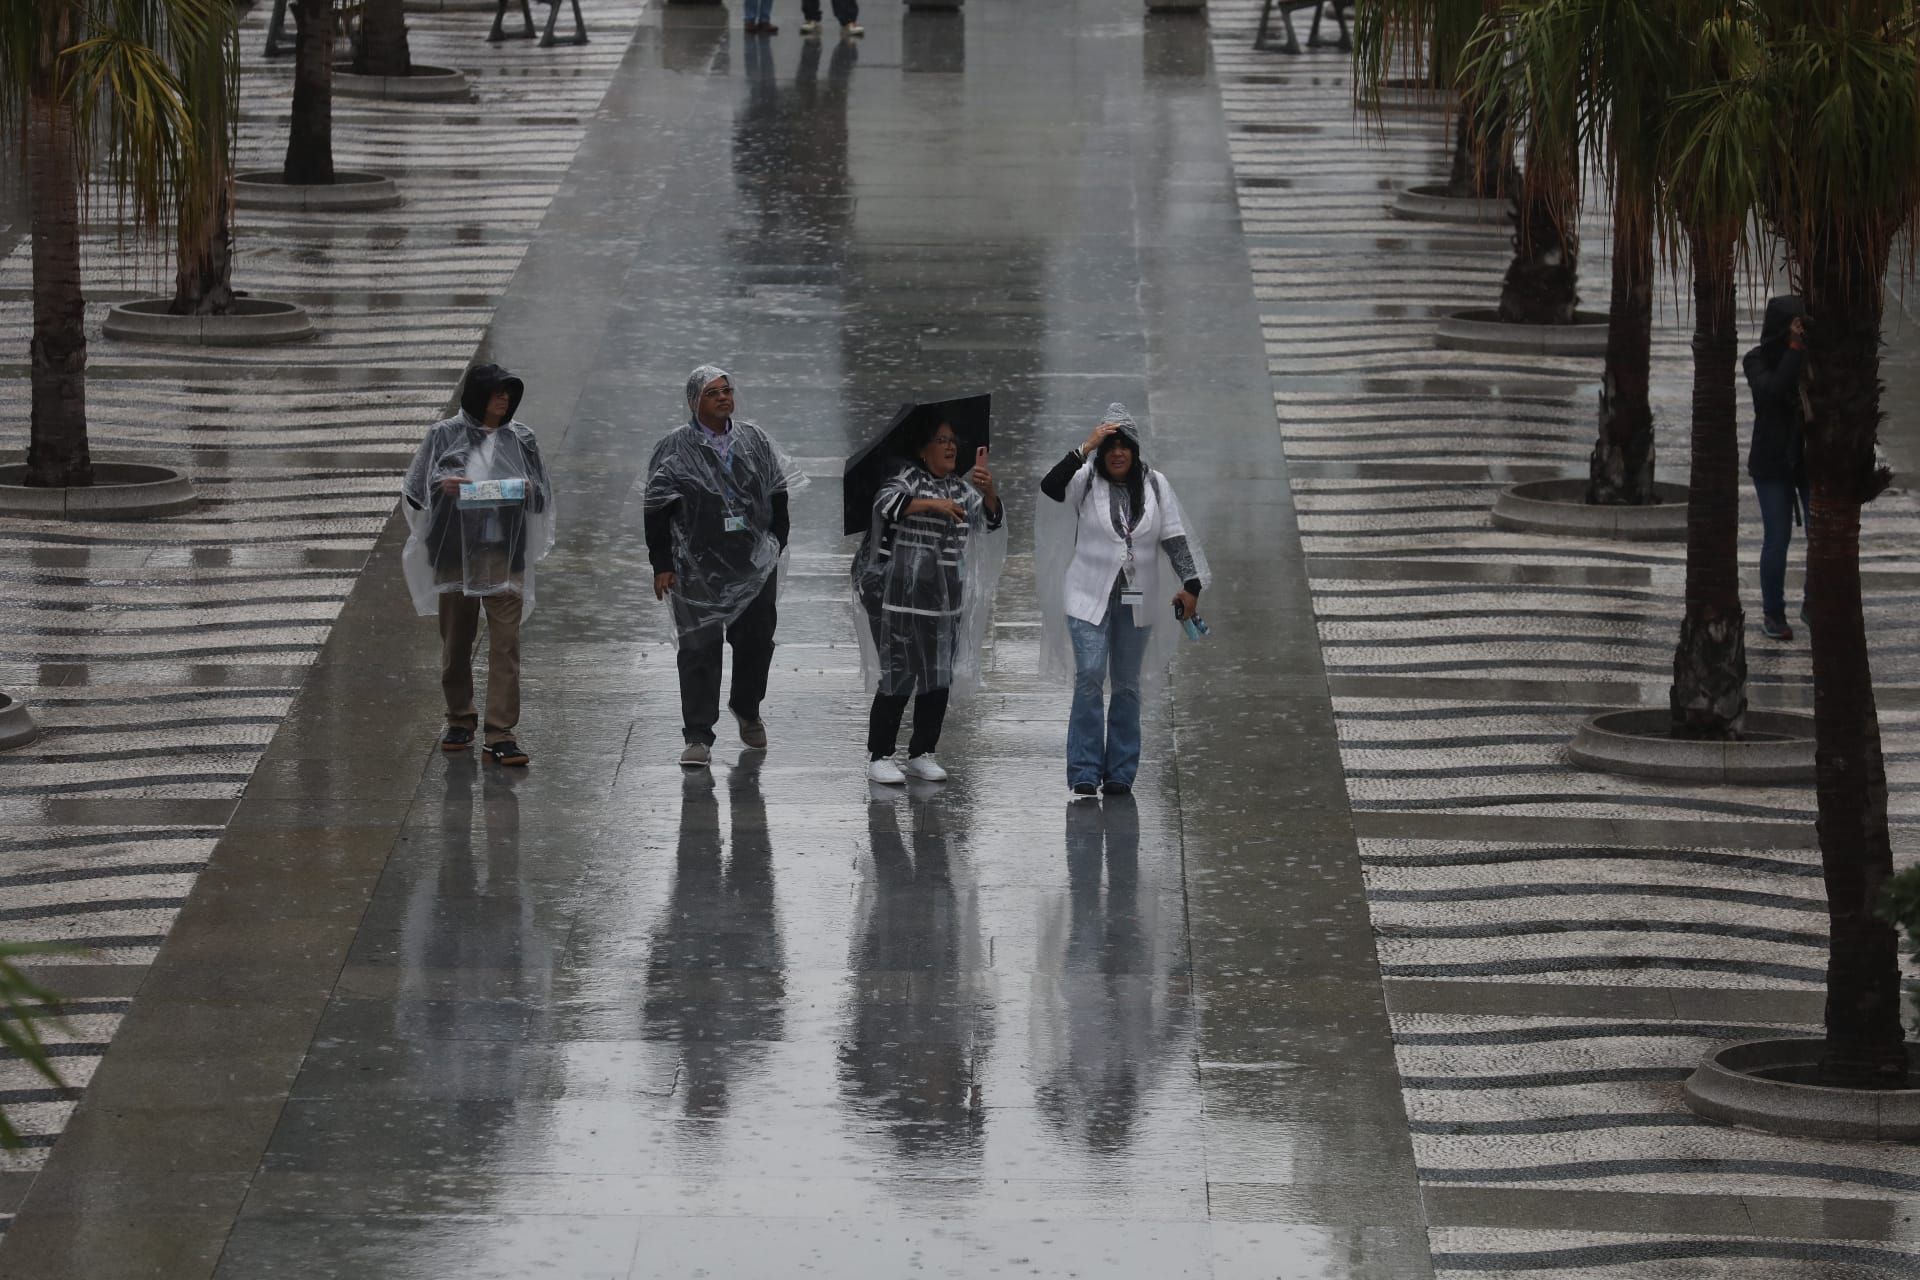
[168,0,238,314]
[1,0,211,487]
[1354,0,1517,202]
[353,0,412,77]
[284,0,335,184]
[1746,0,1918,1087]
[1464,0,1677,503]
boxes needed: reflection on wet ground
[2,2,1414,1277]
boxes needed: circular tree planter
[1568,708,1816,784]
[0,462,198,520]
[102,298,314,347]
[0,693,39,752]
[1491,477,1689,541]
[1436,307,1611,355]
[1389,184,1512,227]
[1685,1039,1920,1140]
[332,63,472,102]
[234,169,401,212]
[1361,80,1458,113]
[405,0,496,10]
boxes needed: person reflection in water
[643,756,785,1120]
[840,791,991,1180]
[1032,794,1188,1157]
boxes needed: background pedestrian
[1745,296,1812,641]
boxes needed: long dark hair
[1095,432,1147,521]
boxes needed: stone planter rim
[102,296,315,347]
[331,62,472,102]
[1435,306,1611,355]
[233,169,402,212]
[0,691,38,752]
[1568,707,1817,785]
[1685,1038,1920,1140]
[1490,477,1690,542]
[0,461,198,520]
[1389,184,1512,227]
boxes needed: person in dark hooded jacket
[1744,296,1810,641]
[401,363,557,766]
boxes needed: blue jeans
[1066,596,1150,789]
[742,0,772,21]
[1754,480,1809,619]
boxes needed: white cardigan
[1060,463,1190,627]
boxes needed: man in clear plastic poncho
[644,365,806,768]
[401,362,557,767]
[851,416,1005,786]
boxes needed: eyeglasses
[931,434,958,447]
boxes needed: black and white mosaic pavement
[0,0,646,1194]
[1205,0,1920,1271]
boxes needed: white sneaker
[867,758,905,785]
[799,19,821,33]
[902,755,948,782]
[842,22,864,36]
[679,741,710,769]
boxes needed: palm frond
[0,943,77,1152]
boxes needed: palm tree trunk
[1497,147,1578,326]
[24,5,91,490]
[1802,236,1906,1087]
[1668,227,1745,739]
[172,4,238,317]
[354,0,412,77]
[284,0,335,185]
[1588,194,1655,505]
[1446,96,1515,201]
[172,201,235,315]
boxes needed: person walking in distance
[799,0,861,38]
[742,0,777,34]
[1745,296,1812,641]
[644,365,805,769]
[1037,404,1209,798]
[400,363,558,767]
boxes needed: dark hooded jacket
[404,363,551,573]
[1744,296,1808,486]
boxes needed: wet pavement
[0,2,1424,1276]
[10,0,1920,1275]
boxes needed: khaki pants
[438,591,523,745]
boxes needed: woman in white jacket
[1037,404,1208,797]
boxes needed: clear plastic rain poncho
[643,366,809,638]
[851,459,1009,698]
[401,365,558,618]
[1036,403,1210,697]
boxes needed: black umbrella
[842,393,992,536]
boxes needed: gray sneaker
[679,740,711,768]
[731,708,768,750]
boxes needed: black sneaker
[1760,614,1793,641]
[441,726,474,752]
[1101,781,1132,796]
[1071,782,1099,799]
[484,740,530,767]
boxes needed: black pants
[868,687,949,760]
[802,0,858,20]
[677,576,778,746]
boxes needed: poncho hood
[685,364,732,419]
[1759,295,1806,348]
[460,363,525,423]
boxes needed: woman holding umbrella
[849,403,1006,785]
[1037,403,1209,798]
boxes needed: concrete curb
[1685,1039,1920,1139]
[1389,184,1511,227]
[332,63,472,102]
[0,462,198,520]
[406,0,497,11]
[0,693,39,751]
[102,298,315,347]
[1435,307,1610,355]
[234,170,402,212]
[1568,708,1816,785]
[1491,477,1689,541]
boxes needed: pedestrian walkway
[3,0,1920,1277]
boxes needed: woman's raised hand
[969,447,996,501]
[1080,422,1118,457]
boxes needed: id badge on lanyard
[1119,537,1145,620]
